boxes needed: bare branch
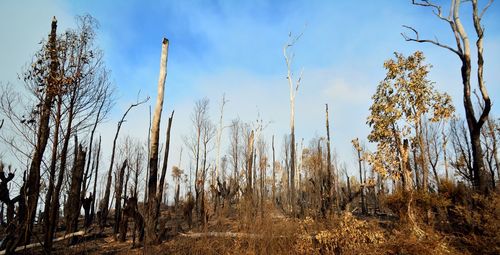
[401,25,462,56]
[480,0,494,19]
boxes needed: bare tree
[403,0,494,192]
[65,142,86,245]
[99,96,148,230]
[283,31,304,214]
[156,111,174,220]
[215,94,228,184]
[145,38,169,246]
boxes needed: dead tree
[272,135,276,203]
[215,94,228,184]
[156,111,174,220]
[42,96,62,238]
[82,194,92,228]
[325,104,333,213]
[284,31,304,213]
[19,17,59,249]
[146,38,169,246]
[113,160,128,237]
[404,0,494,192]
[99,96,148,230]
[121,196,144,245]
[246,131,255,199]
[90,136,101,223]
[65,143,87,245]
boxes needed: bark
[146,38,169,246]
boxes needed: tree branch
[479,0,494,19]
[401,25,462,56]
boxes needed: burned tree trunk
[20,17,59,248]
[65,143,87,245]
[91,136,101,223]
[325,104,333,213]
[272,135,276,203]
[114,160,128,237]
[43,98,61,235]
[146,38,169,246]
[246,131,255,198]
[156,111,174,220]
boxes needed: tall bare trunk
[272,135,276,203]
[325,104,332,211]
[246,131,255,197]
[146,38,169,246]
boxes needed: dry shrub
[383,183,500,255]
[294,213,385,255]
[446,192,500,254]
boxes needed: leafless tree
[283,31,304,214]
[145,38,169,246]
[99,96,148,230]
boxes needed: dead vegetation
[0,1,499,254]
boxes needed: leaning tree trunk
[156,111,174,220]
[146,38,169,246]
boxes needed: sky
[0,0,499,195]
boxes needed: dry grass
[5,188,498,255]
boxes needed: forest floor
[6,196,500,255]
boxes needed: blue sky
[0,0,499,190]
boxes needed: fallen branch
[178,231,311,240]
[179,231,263,239]
[0,230,86,254]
